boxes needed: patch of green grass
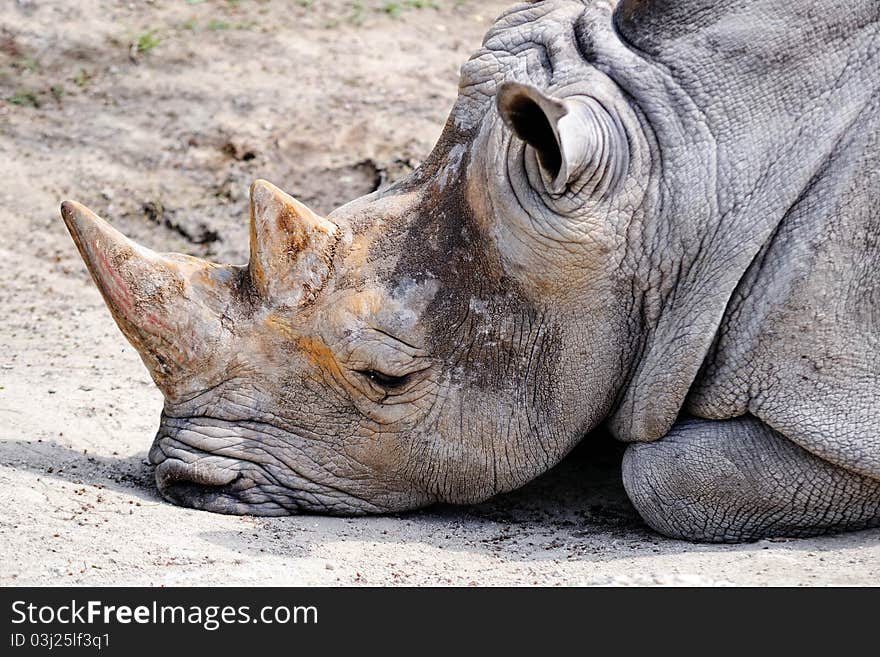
[328,0,450,27]
[382,0,440,18]
[7,91,39,107]
[73,68,93,88]
[7,55,40,74]
[21,56,40,72]
[50,85,65,102]
[350,1,366,24]
[181,17,198,31]
[206,20,256,31]
[382,3,402,17]
[136,29,161,54]
[298,0,315,6]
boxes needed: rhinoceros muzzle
[148,410,394,516]
[148,419,270,515]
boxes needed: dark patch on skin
[228,265,263,313]
[348,120,567,500]
[277,213,310,256]
[309,228,340,304]
[574,16,597,63]
[385,127,553,364]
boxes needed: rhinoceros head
[61,1,656,515]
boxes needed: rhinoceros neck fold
[582,1,880,441]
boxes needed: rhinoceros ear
[496,82,611,195]
[248,179,338,304]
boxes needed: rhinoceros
[59,0,880,543]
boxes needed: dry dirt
[1,0,878,587]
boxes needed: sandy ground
[1,0,878,587]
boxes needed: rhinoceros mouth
[153,457,303,517]
[149,415,391,516]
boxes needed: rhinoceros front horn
[60,200,233,392]
[247,179,338,304]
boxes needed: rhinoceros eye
[357,369,411,389]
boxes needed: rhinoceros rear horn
[247,180,338,304]
[60,201,226,390]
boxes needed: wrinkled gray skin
[62,0,880,543]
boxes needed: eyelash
[357,369,410,389]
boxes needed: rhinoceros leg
[621,415,880,543]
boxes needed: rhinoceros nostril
[155,459,244,513]
[155,458,239,491]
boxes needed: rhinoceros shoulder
[688,93,880,478]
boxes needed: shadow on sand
[0,438,160,502]
[5,432,880,565]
